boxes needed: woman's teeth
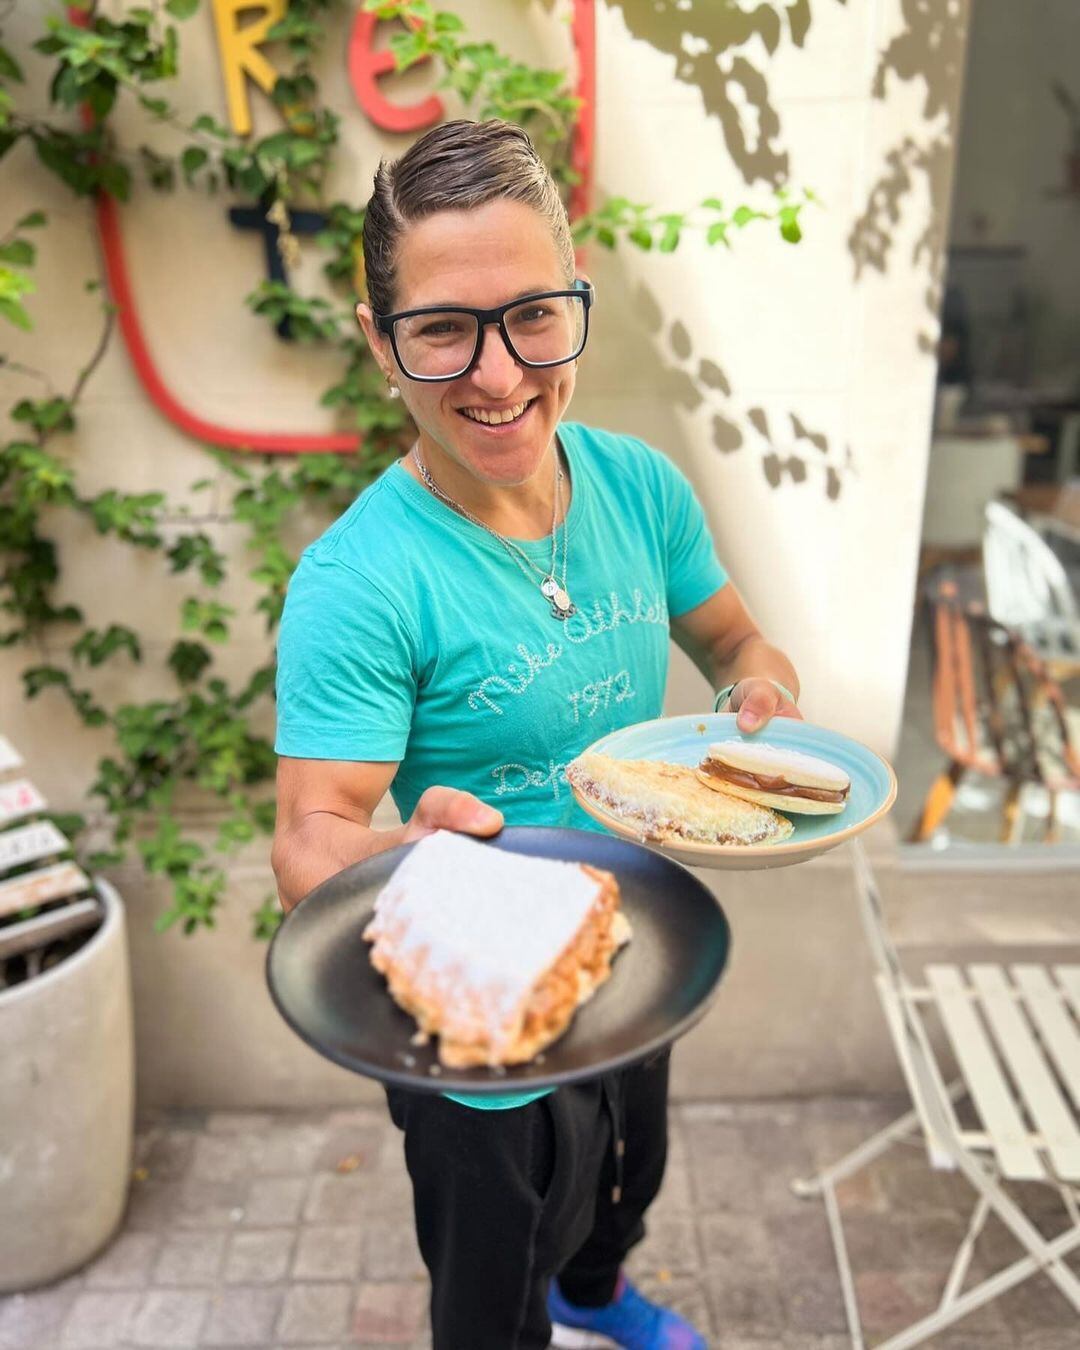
[460,400,530,425]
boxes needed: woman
[273,118,802,1350]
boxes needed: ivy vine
[1,0,812,938]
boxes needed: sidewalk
[1,1097,1077,1349]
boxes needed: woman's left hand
[729,678,804,734]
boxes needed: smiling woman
[271,117,801,1350]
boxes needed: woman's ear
[355,302,393,380]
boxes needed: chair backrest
[983,500,1079,626]
[925,579,1080,789]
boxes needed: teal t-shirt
[275,421,728,1108]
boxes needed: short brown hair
[361,118,575,317]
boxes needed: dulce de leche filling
[702,760,848,804]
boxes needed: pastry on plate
[566,751,794,845]
[363,830,631,1068]
[697,739,850,815]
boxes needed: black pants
[385,1050,670,1350]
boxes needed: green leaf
[706,221,729,247]
[165,0,200,18]
[0,240,35,266]
[780,216,802,244]
[628,226,652,251]
[180,145,207,182]
[0,45,24,83]
[0,296,32,329]
[16,211,46,229]
[659,224,681,253]
[701,197,724,211]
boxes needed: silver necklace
[412,444,576,620]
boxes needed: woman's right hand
[402,786,504,843]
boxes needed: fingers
[733,678,796,733]
[405,786,504,842]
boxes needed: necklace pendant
[549,586,575,620]
[540,577,559,600]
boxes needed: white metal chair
[983,500,1080,675]
[793,841,1080,1348]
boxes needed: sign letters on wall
[75,2,596,454]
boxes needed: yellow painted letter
[211,0,287,136]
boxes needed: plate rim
[265,825,732,1094]
[574,713,899,859]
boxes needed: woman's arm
[671,582,802,732]
[272,757,503,912]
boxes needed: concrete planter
[0,879,134,1293]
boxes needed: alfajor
[696,739,851,815]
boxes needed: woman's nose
[470,323,523,396]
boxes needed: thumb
[405,786,503,841]
[734,680,780,734]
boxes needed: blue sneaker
[547,1272,707,1349]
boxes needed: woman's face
[358,198,579,489]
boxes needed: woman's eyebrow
[405,285,563,310]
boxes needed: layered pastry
[697,740,850,815]
[364,830,631,1068]
[566,751,794,845]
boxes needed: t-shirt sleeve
[653,451,729,617]
[274,554,416,762]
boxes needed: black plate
[266,827,730,1094]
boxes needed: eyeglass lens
[392,294,586,379]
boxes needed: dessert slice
[567,751,794,845]
[364,830,631,1068]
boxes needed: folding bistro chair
[909,578,1080,845]
[983,500,1080,678]
[793,840,1080,1348]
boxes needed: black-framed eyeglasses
[373,279,595,383]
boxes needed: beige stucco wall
[1,1,972,1106]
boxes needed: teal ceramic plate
[572,713,897,870]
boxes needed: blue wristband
[713,678,797,713]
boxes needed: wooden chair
[910,579,1080,844]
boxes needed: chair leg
[1045,788,1059,843]
[1000,779,1024,843]
[908,762,963,842]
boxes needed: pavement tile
[292,1225,365,1281]
[153,1231,228,1286]
[0,1277,82,1350]
[314,1125,387,1174]
[200,1286,284,1345]
[176,1179,250,1230]
[777,1273,849,1336]
[84,1231,163,1289]
[242,1177,310,1227]
[223,1229,295,1285]
[205,1111,277,1134]
[351,1283,428,1345]
[764,1209,834,1279]
[140,1131,198,1183]
[996,1269,1080,1334]
[131,1289,210,1347]
[626,1213,702,1277]
[60,1290,140,1348]
[276,1283,353,1343]
[359,1222,426,1283]
[124,1180,186,1232]
[706,1270,785,1335]
[698,1213,773,1272]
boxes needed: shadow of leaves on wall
[603,0,846,188]
[849,0,968,351]
[628,277,852,500]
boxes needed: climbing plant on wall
[0,0,814,937]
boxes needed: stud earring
[386,376,401,400]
